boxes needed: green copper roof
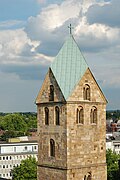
[50,35,88,100]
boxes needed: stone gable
[36,68,65,104]
[68,68,107,103]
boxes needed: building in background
[36,31,107,180]
[0,137,38,179]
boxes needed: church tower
[36,33,107,180]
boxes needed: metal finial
[68,24,73,35]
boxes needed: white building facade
[0,140,38,179]
[106,140,120,154]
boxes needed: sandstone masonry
[36,35,107,180]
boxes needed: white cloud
[0,0,120,86]
[0,0,120,111]
[39,0,80,30]
[74,18,120,51]
[26,0,120,54]
[0,29,29,58]
[0,20,25,29]
[0,29,41,64]
[87,0,120,27]
[0,28,52,80]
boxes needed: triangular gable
[68,68,107,103]
[51,35,88,100]
[36,68,65,104]
[88,68,107,103]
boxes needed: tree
[0,130,27,141]
[0,112,37,134]
[11,156,37,180]
[106,149,120,180]
[0,114,27,132]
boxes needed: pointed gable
[51,35,88,100]
[36,68,65,104]
[68,68,107,103]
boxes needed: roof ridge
[51,35,88,100]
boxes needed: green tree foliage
[106,149,120,180]
[11,156,37,180]
[0,130,27,141]
[0,113,37,140]
[0,114,27,132]
[106,110,120,121]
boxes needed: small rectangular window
[49,85,54,101]
[25,146,27,150]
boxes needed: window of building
[3,165,5,168]
[90,106,97,124]
[72,173,75,178]
[49,85,54,101]
[83,84,90,101]
[3,156,5,160]
[55,106,60,125]
[25,146,27,150]
[34,146,37,150]
[14,147,16,152]
[50,139,55,157]
[45,107,49,125]
[84,173,92,180]
[76,106,84,124]
[87,172,92,180]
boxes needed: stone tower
[36,34,107,180]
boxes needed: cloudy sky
[0,0,120,112]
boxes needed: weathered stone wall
[66,103,106,166]
[67,165,107,180]
[68,68,107,103]
[66,103,107,179]
[36,68,65,104]
[37,67,107,180]
[37,69,68,179]
[38,167,67,180]
[66,68,107,179]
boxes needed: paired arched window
[76,106,84,124]
[45,107,49,125]
[55,106,60,125]
[44,106,60,126]
[50,139,55,157]
[90,106,97,124]
[49,85,54,101]
[83,84,90,101]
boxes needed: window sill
[77,123,84,125]
[91,123,97,125]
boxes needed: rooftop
[51,34,88,100]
